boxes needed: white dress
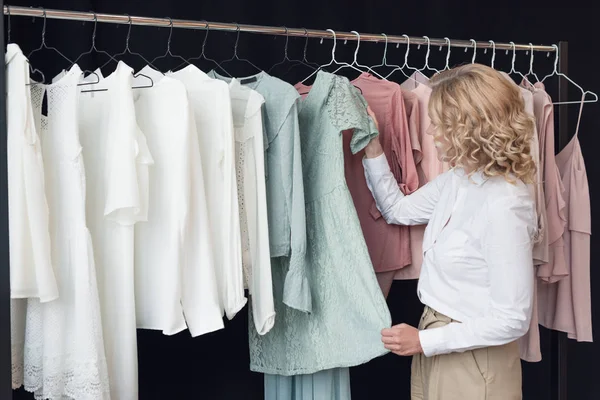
[5,44,56,390]
[77,61,153,400]
[24,64,109,400]
[133,66,222,337]
[227,79,275,335]
[168,65,246,321]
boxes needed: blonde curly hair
[428,63,536,183]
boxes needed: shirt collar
[454,168,489,186]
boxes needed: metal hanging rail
[4,5,556,52]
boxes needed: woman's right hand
[365,106,384,158]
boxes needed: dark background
[3,1,599,399]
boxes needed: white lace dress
[24,65,109,400]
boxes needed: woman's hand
[381,324,423,356]
[365,106,384,158]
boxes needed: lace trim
[236,140,252,290]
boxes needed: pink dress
[537,101,593,343]
[343,73,419,294]
[396,73,449,280]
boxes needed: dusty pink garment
[538,102,593,343]
[394,74,449,280]
[343,73,418,286]
[517,82,569,362]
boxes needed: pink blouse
[343,73,419,273]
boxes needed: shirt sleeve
[180,98,225,337]
[390,88,420,195]
[328,76,379,153]
[104,75,154,225]
[281,103,311,313]
[363,153,444,226]
[418,195,536,357]
[246,97,275,335]
[221,93,248,320]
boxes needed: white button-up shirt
[364,154,536,357]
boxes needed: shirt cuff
[362,153,391,177]
[418,326,447,357]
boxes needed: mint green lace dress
[249,71,391,398]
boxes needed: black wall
[5,1,600,399]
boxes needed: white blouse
[6,43,56,302]
[133,66,222,337]
[364,154,536,357]
[227,79,275,335]
[168,66,247,321]
[77,61,152,400]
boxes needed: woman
[363,63,537,399]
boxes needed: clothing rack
[0,3,570,400]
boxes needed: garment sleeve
[281,102,310,313]
[363,153,444,226]
[221,94,248,320]
[328,76,379,153]
[180,99,224,337]
[104,76,154,225]
[390,88,420,195]
[246,99,275,335]
[418,196,536,357]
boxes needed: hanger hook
[283,27,289,59]
[6,5,11,43]
[552,44,559,74]
[510,41,517,72]
[166,17,174,53]
[327,29,337,62]
[528,42,535,75]
[233,23,241,58]
[91,12,98,47]
[381,33,389,64]
[125,14,133,51]
[488,40,496,68]
[470,39,477,63]
[402,34,410,67]
[201,21,210,54]
[41,8,47,45]
[302,28,310,61]
[422,36,432,67]
[444,37,451,70]
[351,30,361,64]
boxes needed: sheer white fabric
[6,44,56,302]
[227,79,275,335]
[133,66,222,337]
[168,66,246,322]
[77,61,153,400]
[25,65,109,400]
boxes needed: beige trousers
[411,307,522,400]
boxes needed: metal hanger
[485,40,496,69]
[385,34,419,80]
[525,43,540,82]
[301,29,346,84]
[71,12,120,69]
[172,22,232,76]
[507,41,526,81]
[268,27,292,73]
[151,17,189,70]
[441,37,452,70]
[6,5,47,84]
[99,14,163,76]
[279,28,320,77]
[218,23,262,74]
[27,8,100,86]
[332,31,379,78]
[467,39,477,64]
[418,36,441,75]
[541,44,598,105]
[368,33,399,77]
